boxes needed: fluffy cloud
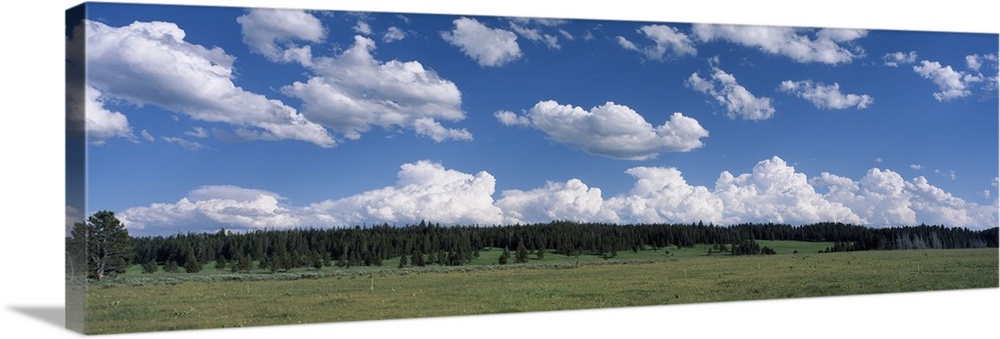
[496,100,709,160]
[884,51,917,67]
[606,167,722,224]
[779,80,874,109]
[83,20,335,147]
[118,185,321,233]
[499,157,876,226]
[509,22,561,49]
[283,35,471,142]
[909,164,923,170]
[497,179,618,224]
[691,24,866,64]
[812,169,916,225]
[353,21,372,35]
[617,24,697,60]
[81,86,135,144]
[709,157,864,225]
[118,162,504,233]
[236,8,325,63]
[441,17,522,67]
[310,161,504,226]
[912,60,983,101]
[812,169,997,227]
[117,158,997,233]
[383,26,406,42]
[494,110,531,126]
[687,63,775,120]
[970,53,998,92]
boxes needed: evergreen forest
[121,221,998,275]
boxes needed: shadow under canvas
[10,306,66,329]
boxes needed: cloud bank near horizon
[117,157,998,234]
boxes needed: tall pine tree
[70,210,133,280]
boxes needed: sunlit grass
[86,247,998,334]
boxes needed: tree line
[70,211,999,280]
[128,220,997,272]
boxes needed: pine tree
[311,252,324,270]
[70,210,133,280]
[142,260,158,274]
[398,253,408,268]
[515,243,529,263]
[336,252,349,268]
[237,253,252,272]
[498,247,510,265]
[164,260,180,273]
[184,250,202,273]
[411,251,425,267]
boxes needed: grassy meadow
[86,244,998,334]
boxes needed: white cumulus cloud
[441,17,522,67]
[353,20,372,35]
[779,80,874,109]
[81,85,135,144]
[236,8,325,64]
[970,53,998,92]
[691,24,867,64]
[118,185,320,233]
[509,22,561,49]
[813,169,996,227]
[883,51,917,67]
[687,63,776,120]
[605,166,723,224]
[283,35,470,142]
[709,157,864,225]
[383,26,406,42]
[311,161,504,226]
[495,100,709,160]
[913,60,983,101]
[82,19,335,147]
[116,158,998,233]
[497,179,618,224]
[617,24,697,61]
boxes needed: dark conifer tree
[398,253,408,268]
[515,243,529,263]
[142,260,158,274]
[71,210,133,280]
[498,247,510,265]
[164,260,179,273]
[184,250,202,273]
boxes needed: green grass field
[86,245,999,334]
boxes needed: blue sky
[70,2,998,235]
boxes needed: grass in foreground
[86,248,998,334]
